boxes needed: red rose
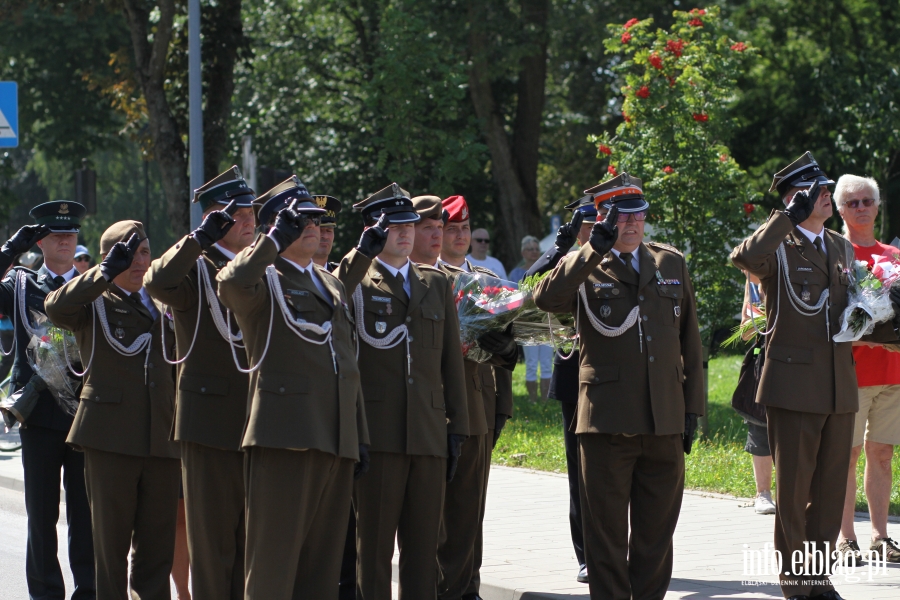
[743,203,756,215]
[692,113,708,122]
[621,32,632,44]
[663,166,674,174]
[665,39,684,57]
[598,144,612,156]
[624,18,640,29]
[636,85,650,99]
[731,42,747,52]
[688,18,703,27]
[648,53,663,70]
[608,165,618,176]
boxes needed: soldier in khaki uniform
[217,177,368,600]
[534,174,704,600]
[45,221,181,600]
[410,194,514,600]
[143,167,255,599]
[337,183,468,600]
[732,153,899,600]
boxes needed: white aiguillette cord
[576,282,643,353]
[160,257,244,366]
[352,283,412,376]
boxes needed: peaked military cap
[192,166,256,212]
[769,151,835,196]
[411,195,443,221]
[29,201,86,234]
[254,176,325,227]
[585,173,649,213]
[313,195,342,227]
[353,183,420,226]
[564,195,599,223]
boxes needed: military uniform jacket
[533,242,704,435]
[338,248,469,456]
[44,267,179,458]
[731,211,898,414]
[143,236,250,451]
[217,235,368,460]
[0,264,80,430]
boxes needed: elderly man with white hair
[834,174,900,565]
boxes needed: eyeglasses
[599,210,648,223]
[74,256,90,262]
[473,237,490,244]
[302,216,322,226]
[844,198,876,209]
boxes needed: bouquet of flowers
[453,271,576,362]
[26,309,82,416]
[833,248,900,342]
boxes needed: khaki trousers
[243,446,353,600]
[767,406,853,598]
[579,433,684,600]
[438,433,488,600]
[355,452,446,600]
[181,441,245,600]
[83,448,181,600]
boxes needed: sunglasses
[74,256,91,262]
[599,210,648,223]
[473,237,490,243]
[844,198,875,209]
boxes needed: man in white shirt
[467,226,508,279]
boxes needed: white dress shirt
[375,258,411,297]
[281,257,330,301]
[611,248,640,274]
[795,225,827,258]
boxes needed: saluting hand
[554,210,583,253]
[783,180,820,226]
[2,224,51,257]
[100,233,141,281]
[192,199,238,250]
[588,204,618,256]
[268,199,311,253]
[356,213,389,259]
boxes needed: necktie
[129,291,145,310]
[620,252,636,277]
[396,271,408,298]
[51,275,65,290]
[814,236,825,258]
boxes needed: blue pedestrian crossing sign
[0,82,19,148]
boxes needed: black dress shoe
[811,592,845,600]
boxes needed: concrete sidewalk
[3,433,900,599]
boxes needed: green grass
[493,356,900,514]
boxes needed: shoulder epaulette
[417,264,443,274]
[647,241,683,256]
[437,263,464,274]
[471,264,500,278]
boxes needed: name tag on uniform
[593,283,615,289]
[371,296,392,303]
[112,308,129,314]
[796,266,813,272]
[286,289,309,296]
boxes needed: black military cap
[314,195,342,228]
[192,166,256,212]
[411,195,443,221]
[584,173,649,213]
[29,201,86,234]
[353,183,421,226]
[254,176,326,227]
[769,151,835,196]
[564,195,599,224]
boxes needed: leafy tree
[591,7,759,335]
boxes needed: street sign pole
[188,0,203,229]
[0,82,19,148]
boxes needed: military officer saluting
[45,221,181,600]
[732,153,900,600]
[217,176,368,600]
[143,166,255,600]
[337,183,468,600]
[0,201,95,600]
[534,174,704,600]
[312,194,343,271]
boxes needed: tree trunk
[121,0,190,235]
[202,0,244,181]
[466,0,548,265]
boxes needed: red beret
[442,195,470,222]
